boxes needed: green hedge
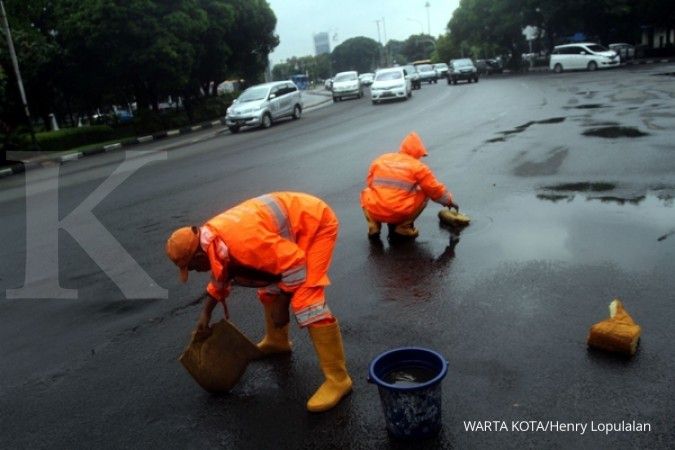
[8,94,237,152]
[35,126,134,152]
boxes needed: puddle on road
[582,126,648,138]
[536,182,650,205]
[435,192,675,276]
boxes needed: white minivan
[549,43,620,73]
[225,81,303,133]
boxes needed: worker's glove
[447,201,459,211]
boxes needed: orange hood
[399,132,428,159]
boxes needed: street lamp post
[425,1,431,36]
[0,0,37,149]
[374,19,384,67]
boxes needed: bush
[8,94,237,152]
[35,126,133,152]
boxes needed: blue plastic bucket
[368,347,449,439]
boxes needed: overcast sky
[267,0,461,65]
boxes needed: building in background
[314,32,330,56]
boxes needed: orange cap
[166,226,200,282]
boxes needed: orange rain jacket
[200,192,338,327]
[360,132,453,224]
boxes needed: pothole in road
[566,104,606,109]
[582,126,648,138]
[484,117,566,144]
[545,182,616,192]
[653,72,675,77]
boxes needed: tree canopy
[0,0,278,136]
[436,0,673,66]
[331,37,381,74]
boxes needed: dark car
[447,59,479,84]
[475,58,503,75]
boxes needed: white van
[549,43,619,73]
[225,81,303,133]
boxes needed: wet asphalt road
[1,65,674,449]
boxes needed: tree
[402,34,436,62]
[222,0,279,83]
[331,36,381,73]
[385,39,406,65]
[191,0,236,96]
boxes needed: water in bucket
[384,366,437,387]
[369,347,448,439]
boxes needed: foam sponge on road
[180,320,263,393]
[438,208,471,227]
[587,299,641,356]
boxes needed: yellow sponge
[438,208,471,227]
[587,299,641,356]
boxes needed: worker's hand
[196,310,212,331]
[447,201,459,211]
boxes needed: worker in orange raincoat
[166,192,352,412]
[360,131,458,239]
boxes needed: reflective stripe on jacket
[360,132,452,223]
[202,192,337,326]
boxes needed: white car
[331,71,362,101]
[225,81,303,133]
[370,67,412,104]
[359,73,375,86]
[433,63,449,78]
[549,43,620,73]
[415,64,438,83]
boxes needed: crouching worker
[166,192,352,412]
[360,131,458,240]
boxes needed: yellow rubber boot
[306,321,353,412]
[362,208,382,239]
[257,302,292,356]
[393,220,419,238]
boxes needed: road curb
[0,98,339,180]
[0,117,231,179]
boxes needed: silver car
[331,71,363,101]
[225,81,303,133]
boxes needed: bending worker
[166,192,352,412]
[361,131,458,239]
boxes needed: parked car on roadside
[447,59,479,84]
[433,63,449,79]
[549,43,619,73]
[402,64,422,90]
[359,73,375,86]
[370,67,412,104]
[331,71,362,101]
[609,43,635,62]
[416,64,438,83]
[475,58,503,75]
[225,81,303,133]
